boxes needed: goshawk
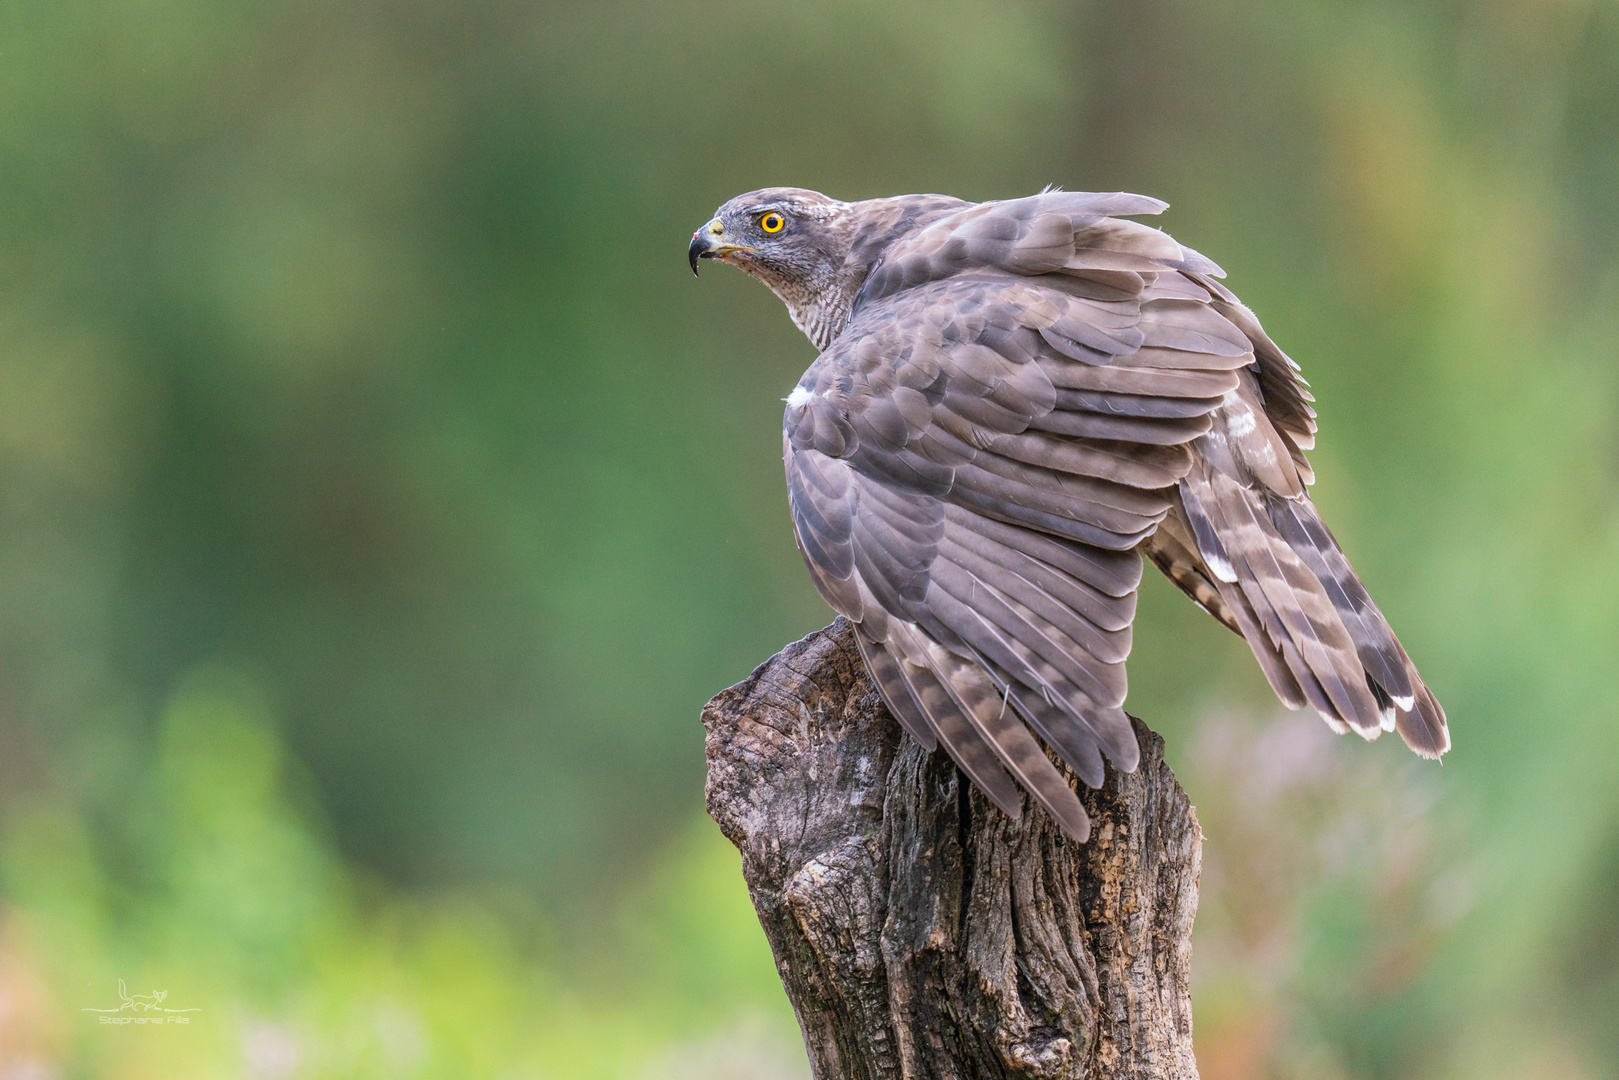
[690,187,1447,841]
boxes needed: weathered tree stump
[702,618,1201,1080]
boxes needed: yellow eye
[759,212,785,234]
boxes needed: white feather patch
[1391,693,1415,711]
[1205,552,1237,583]
[784,386,815,409]
[1380,706,1397,732]
[1228,407,1256,437]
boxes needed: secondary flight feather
[689,186,1448,842]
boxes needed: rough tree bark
[702,618,1202,1080]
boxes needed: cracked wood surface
[702,618,1202,1080]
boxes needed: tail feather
[1192,464,1383,730]
[1143,503,1313,710]
[1265,497,1414,703]
[1176,462,1448,756]
[1401,681,1449,758]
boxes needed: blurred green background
[0,0,1615,1076]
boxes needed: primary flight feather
[690,187,1448,842]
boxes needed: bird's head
[688,187,852,280]
[689,187,862,348]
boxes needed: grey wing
[786,432,1143,843]
[905,189,1448,756]
[784,200,1248,840]
[785,190,1447,844]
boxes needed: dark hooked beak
[688,218,752,276]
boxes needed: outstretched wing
[785,191,1249,839]
[785,190,1447,842]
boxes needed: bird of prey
[689,187,1447,841]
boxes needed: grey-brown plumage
[690,186,1448,842]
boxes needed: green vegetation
[0,0,1615,1076]
[3,678,798,1077]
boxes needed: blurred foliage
[0,0,1614,1076]
[0,679,800,1078]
